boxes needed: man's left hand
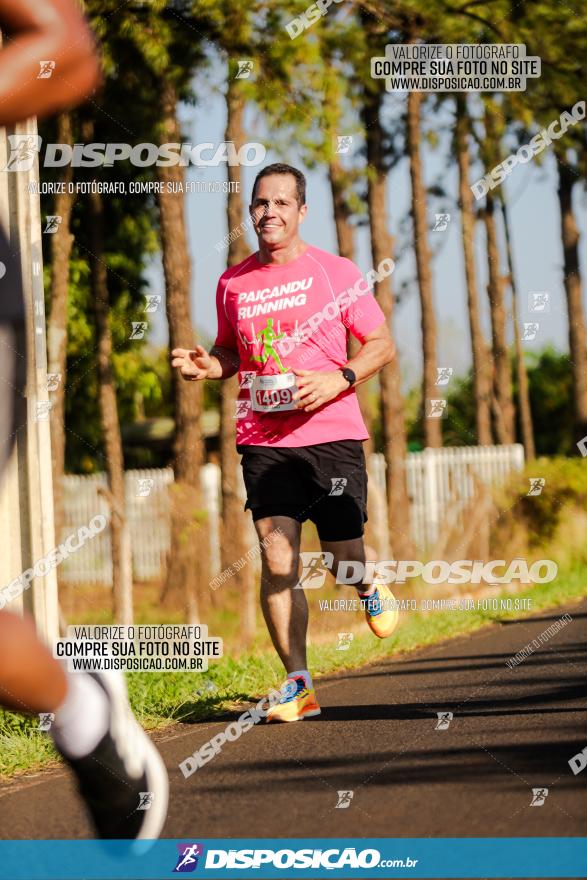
[291,368,349,412]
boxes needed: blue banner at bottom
[0,838,585,879]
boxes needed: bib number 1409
[255,388,293,407]
[250,372,298,412]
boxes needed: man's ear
[298,204,308,224]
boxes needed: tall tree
[556,154,587,446]
[320,20,377,451]
[406,88,441,447]
[360,9,413,559]
[500,0,587,447]
[500,195,535,459]
[481,101,515,444]
[87,182,133,625]
[85,0,212,620]
[318,18,363,264]
[48,0,168,484]
[454,96,492,445]
[156,79,209,621]
[190,0,260,633]
[222,57,256,638]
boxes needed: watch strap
[340,367,356,387]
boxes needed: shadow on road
[192,736,585,793]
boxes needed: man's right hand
[171,345,214,381]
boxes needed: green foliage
[50,204,163,471]
[493,457,587,549]
[406,373,478,449]
[527,348,575,456]
[404,349,575,453]
[113,347,167,420]
[250,0,367,219]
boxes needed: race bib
[251,373,298,413]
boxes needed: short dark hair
[251,163,306,208]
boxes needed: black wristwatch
[340,367,356,388]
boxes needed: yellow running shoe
[266,675,321,723]
[361,582,399,638]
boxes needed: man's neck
[257,238,307,265]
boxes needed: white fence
[59,444,524,585]
[385,443,524,549]
[60,466,221,585]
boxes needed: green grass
[0,722,59,777]
[2,565,586,779]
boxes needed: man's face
[250,174,307,248]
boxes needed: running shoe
[266,675,321,723]
[57,671,168,842]
[362,582,399,638]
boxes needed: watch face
[343,368,355,385]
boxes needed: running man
[0,0,167,839]
[172,163,399,723]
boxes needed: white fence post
[0,115,59,642]
[201,463,221,576]
[422,448,440,547]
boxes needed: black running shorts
[237,440,368,541]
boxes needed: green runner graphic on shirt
[250,318,288,374]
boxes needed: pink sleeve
[213,276,238,351]
[340,263,386,343]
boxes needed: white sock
[50,671,110,759]
[359,585,376,597]
[287,669,313,690]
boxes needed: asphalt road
[2,599,586,842]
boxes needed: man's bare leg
[0,610,111,758]
[255,515,321,722]
[320,536,368,592]
[0,611,66,713]
[321,537,398,638]
[255,515,306,673]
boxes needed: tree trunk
[500,196,535,459]
[454,97,492,446]
[556,158,587,447]
[222,73,256,639]
[47,112,75,548]
[361,81,414,560]
[406,89,441,448]
[483,105,515,444]
[87,189,133,625]
[328,157,355,261]
[328,158,375,458]
[484,193,515,444]
[156,79,208,621]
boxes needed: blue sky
[144,63,587,391]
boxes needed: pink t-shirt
[214,245,386,447]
